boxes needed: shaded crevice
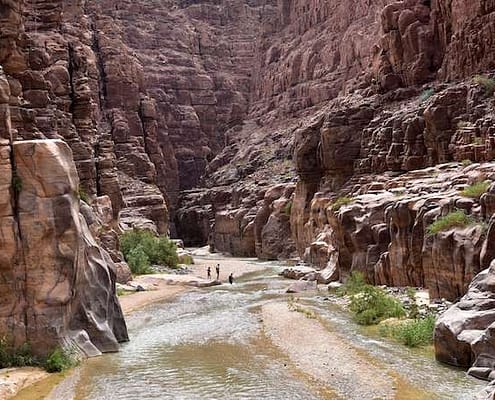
[67,42,76,125]
[90,21,108,112]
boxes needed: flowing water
[70,263,484,400]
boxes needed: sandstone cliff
[5,0,495,384]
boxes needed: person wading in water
[228,273,234,285]
[207,266,211,280]
[215,264,220,280]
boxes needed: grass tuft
[380,315,436,347]
[427,210,473,235]
[287,297,317,319]
[460,181,490,199]
[330,196,353,212]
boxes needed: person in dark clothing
[215,264,220,280]
[228,273,234,285]
[207,266,211,280]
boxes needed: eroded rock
[0,139,128,356]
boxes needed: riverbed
[15,257,486,399]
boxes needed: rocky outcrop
[0,132,127,354]
[292,160,493,300]
[435,261,495,381]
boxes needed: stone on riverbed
[280,266,317,280]
[286,280,318,293]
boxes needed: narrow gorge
[3,0,495,398]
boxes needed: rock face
[435,262,495,378]
[0,137,127,355]
[5,0,495,383]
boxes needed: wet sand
[0,368,49,400]
[262,302,396,400]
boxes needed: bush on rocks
[380,315,436,347]
[44,347,79,372]
[426,210,473,235]
[349,285,405,325]
[120,229,179,274]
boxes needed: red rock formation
[6,0,495,381]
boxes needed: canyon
[3,0,495,395]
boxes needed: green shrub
[0,340,38,368]
[44,348,78,373]
[0,338,78,372]
[120,229,179,274]
[473,75,495,96]
[427,210,473,235]
[331,196,353,212]
[154,236,179,268]
[337,271,367,296]
[419,88,434,103]
[380,315,436,347]
[350,285,405,325]
[180,254,194,265]
[461,159,473,167]
[126,244,152,274]
[78,186,90,203]
[460,181,490,199]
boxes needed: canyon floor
[7,252,483,400]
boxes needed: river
[16,259,484,400]
[67,260,484,400]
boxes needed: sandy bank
[0,367,49,400]
[120,255,264,314]
[262,302,396,400]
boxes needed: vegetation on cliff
[120,229,179,274]
[460,181,490,199]
[330,196,354,212]
[427,210,474,235]
[473,75,495,97]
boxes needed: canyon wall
[0,63,126,354]
[4,0,495,379]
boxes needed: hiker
[228,273,234,285]
[215,264,220,280]
[207,266,211,280]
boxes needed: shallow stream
[58,261,486,399]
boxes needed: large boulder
[434,262,495,375]
[0,139,128,356]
